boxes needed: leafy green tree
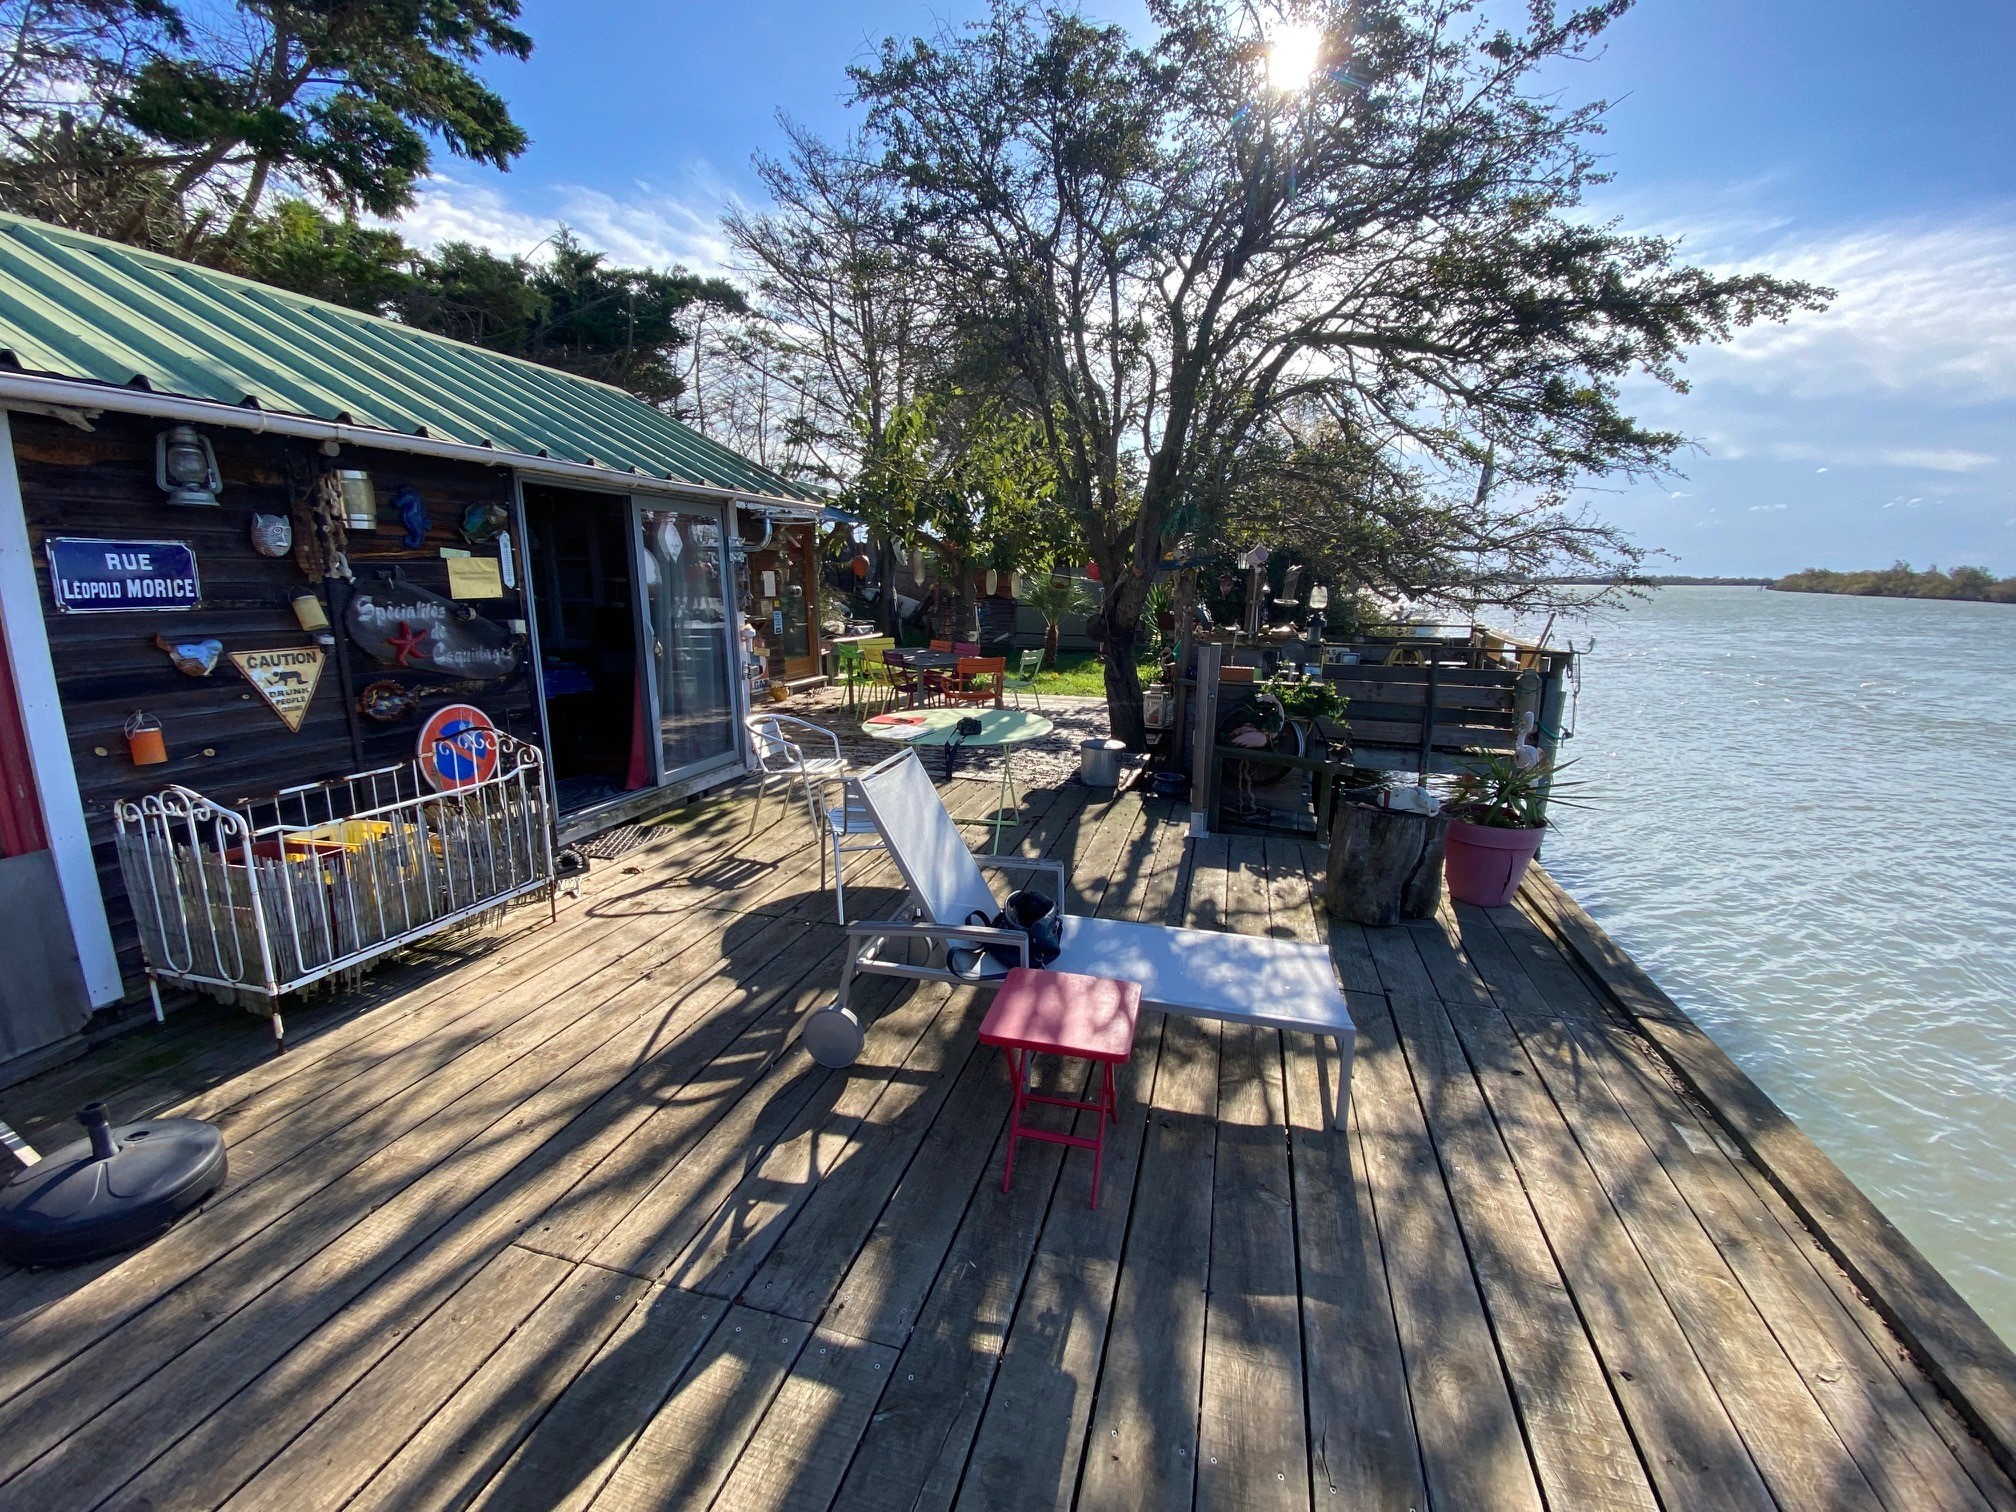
[1210,406,1648,621]
[0,1,533,250]
[849,0,1828,744]
[395,231,747,407]
[0,2,182,241]
[1772,563,2016,604]
[118,0,533,245]
[841,392,1070,641]
[231,194,411,307]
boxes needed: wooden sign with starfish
[345,578,518,681]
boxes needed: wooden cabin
[0,212,820,1083]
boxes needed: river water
[1528,586,2016,1342]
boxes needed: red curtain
[0,616,48,857]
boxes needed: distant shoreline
[1538,568,2013,602]
[1767,565,2014,604]
[1540,575,1772,586]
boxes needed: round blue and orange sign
[417,703,499,791]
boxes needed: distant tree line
[1770,564,2016,603]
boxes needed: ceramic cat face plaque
[250,513,293,558]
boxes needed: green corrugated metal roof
[0,211,818,502]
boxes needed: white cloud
[1668,490,1692,498]
[1748,503,1787,511]
[1874,448,1997,473]
[380,172,740,273]
[1699,214,2016,402]
[379,178,550,255]
[1815,466,1828,473]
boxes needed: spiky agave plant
[1445,754,1586,829]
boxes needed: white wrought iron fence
[115,732,555,1044]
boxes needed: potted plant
[1441,753,1578,907]
[1259,671,1347,754]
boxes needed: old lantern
[154,425,221,506]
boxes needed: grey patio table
[863,707,1054,851]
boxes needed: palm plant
[1020,572,1098,670]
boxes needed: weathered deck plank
[1267,839,1429,1511]
[1457,902,1888,1512]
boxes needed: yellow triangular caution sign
[229,647,326,732]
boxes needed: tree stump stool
[1324,801,1451,927]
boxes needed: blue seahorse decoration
[393,486,430,549]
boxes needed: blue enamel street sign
[46,538,201,613]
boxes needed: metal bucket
[1079,739,1126,788]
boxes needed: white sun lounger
[799,750,1356,1126]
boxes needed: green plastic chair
[1006,647,1045,710]
[834,642,866,709]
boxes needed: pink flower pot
[1443,816,1546,907]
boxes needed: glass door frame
[630,495,750,789]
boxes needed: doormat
[575,823,653,861]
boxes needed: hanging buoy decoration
[984,568,999,597]
[124,710,167,765]
[291,593,330,632]
[1085,560,1101,582]
[851,554,870,578]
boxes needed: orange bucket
[125,711,167,766]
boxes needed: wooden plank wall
[1321,663,1527,756]
[10,411,541,1001]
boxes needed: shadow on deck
[0,776,2011,1511]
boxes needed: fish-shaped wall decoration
[154,634,223,677]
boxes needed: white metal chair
[798,750,1356,1126]
[744,713,885,923]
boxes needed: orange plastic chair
[948,656,1006,707]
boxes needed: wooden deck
[2,777,2013,1511]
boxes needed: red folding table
[978,967,1141,1206]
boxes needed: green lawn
[837,645,1152,699]
[1024,650,1156,697]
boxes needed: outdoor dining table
[863,706,1055,851]
[883,648,961,708]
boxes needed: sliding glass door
[634,501,741,782]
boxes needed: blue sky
[392,0,2016,577]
